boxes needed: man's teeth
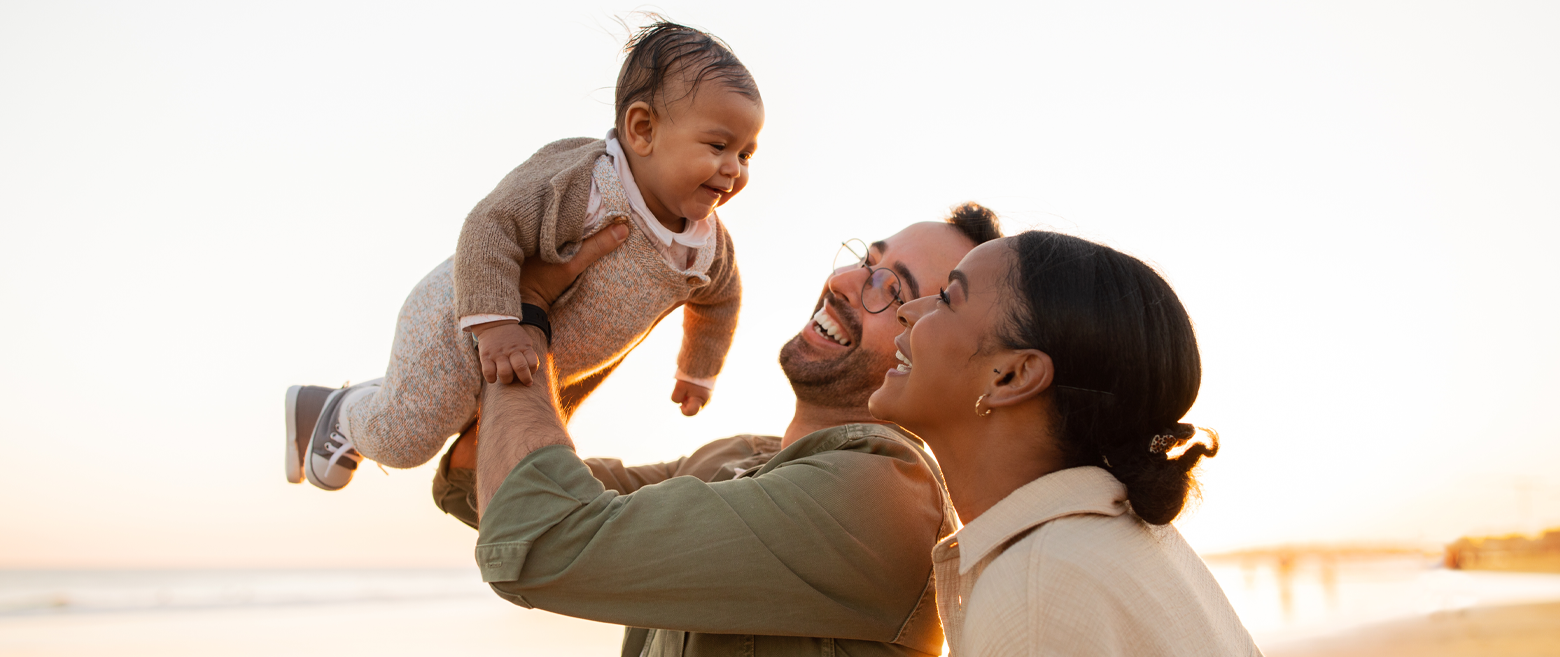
[895,350,912,373]
[811,309,850,346]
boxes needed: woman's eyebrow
[948,270,969,297]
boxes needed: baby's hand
[670,380,712,417]
[473,322,539,385]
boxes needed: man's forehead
[875,223,971,269]
[871,222,976,297]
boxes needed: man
[434,205,1002,656]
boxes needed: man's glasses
[833,239,906,314]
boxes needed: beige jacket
[453,138,741,388]
[934,466,1261,656]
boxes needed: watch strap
[519,303,552,347]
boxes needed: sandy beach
[1264,600,1560,657]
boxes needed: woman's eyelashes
[938,287,951,305]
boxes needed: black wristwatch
[519,303,552,347]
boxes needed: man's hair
[946,202,1003,245]
[615,20,760,133]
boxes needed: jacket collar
[953,466,1128,574]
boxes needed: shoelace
[323,426,362,476]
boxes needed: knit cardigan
[454,138,741,389]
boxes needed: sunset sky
[2,1,1557,568]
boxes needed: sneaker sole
[285,385,305,484]
[304,387,351,491]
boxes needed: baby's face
[633,86,764,226]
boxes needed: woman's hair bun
[1115,424,1219,524]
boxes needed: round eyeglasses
[833,239,906,314]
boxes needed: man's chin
[778,333,893,409]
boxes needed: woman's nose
[896,295,932,328]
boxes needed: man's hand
[473,321,539,385]
[670,380,713,417]
[519,221,630,311]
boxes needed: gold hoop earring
[975,394,993,417]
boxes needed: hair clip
[1149,427,1219,458]
[1148,434,1182,454]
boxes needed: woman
[869,231,1260,655]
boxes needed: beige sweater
[454,138,741,391]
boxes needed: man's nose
[826,265,869,309]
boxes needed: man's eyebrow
[948,270,969,298]
[870,240,921,299]
[894,262,921,301]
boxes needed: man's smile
[811,308,851,347]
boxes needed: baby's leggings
[341,257,482,469]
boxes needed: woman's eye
[938,287,950,305]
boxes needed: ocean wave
[0,569,492,617]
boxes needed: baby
[283,21,763,490]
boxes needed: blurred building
[1445,529,1560,573]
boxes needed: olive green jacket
[431,424,956,657]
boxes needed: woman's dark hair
[615,19,760,133]
[946,202,1003,245]
[998,231,1217,525]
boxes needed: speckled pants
[341,257,482,469]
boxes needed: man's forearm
[476,324,573,517]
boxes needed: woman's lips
[887,337,912,377]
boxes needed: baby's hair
[615,19,760,133]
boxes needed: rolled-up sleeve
[431,449,480,530]
[474,436,944,642]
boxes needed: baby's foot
[303,381,379,491]
[285,385,336,483]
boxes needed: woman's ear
[983,349,1054,409]
[622,101,657,157]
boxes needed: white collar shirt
[585,130,716,272]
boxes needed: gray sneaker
[285,385,336,484]
[304,381,380,491]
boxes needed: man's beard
[777,294,897,409]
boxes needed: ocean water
[3,562,1560,655]
[0,569,621,656]
[1206,555,1560,647]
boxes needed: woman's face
[869,238,1015,434]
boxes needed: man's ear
[622,101,657,157]
[982,349,1054,409]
